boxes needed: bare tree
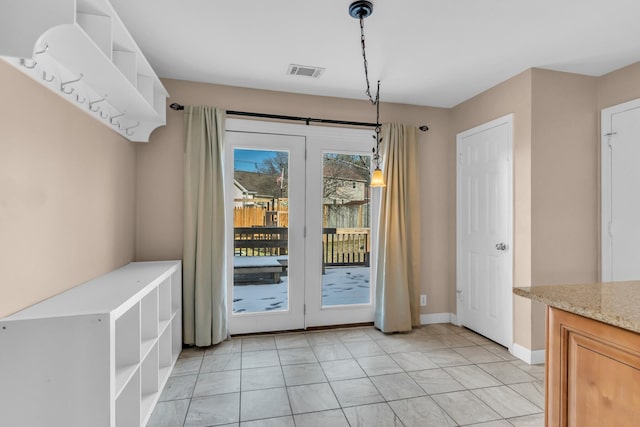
[255,152,289,198]
[322,154,370,199]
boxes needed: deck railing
[322,228,370,267]
[234,227,370,267]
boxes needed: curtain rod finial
[419,125,429,132]
[169,103,184,111]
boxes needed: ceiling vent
[287,64,324,78]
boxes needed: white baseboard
[420,313,457,325]
[449,314,458,325]
[512,343,546,365]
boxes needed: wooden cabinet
[546,307,640,427]
[0,261,182,427]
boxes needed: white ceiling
[110,0,640,108]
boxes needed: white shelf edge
[140,337,157,361]
[159,319,171,336]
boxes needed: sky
[234,149,279,172]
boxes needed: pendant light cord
[359,16,379,106]
[356,13,383,169]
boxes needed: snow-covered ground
[233,266,371,313]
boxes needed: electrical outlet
[420,294,427,306]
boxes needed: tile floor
[147,324,545,427]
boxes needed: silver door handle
[496,243,507,251]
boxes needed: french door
[225,119,378,335]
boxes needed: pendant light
[349,1,386,187]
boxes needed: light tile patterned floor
[147,324,545,427]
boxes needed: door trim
[225,118,377,332]
[600,98,640,282]
[456,113,514,349]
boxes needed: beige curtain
[183,106,227,347]
[375,123,422,333]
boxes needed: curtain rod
[169,103,429,132]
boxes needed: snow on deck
[233,266,371,313]
[234,255,287,268]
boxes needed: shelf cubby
[172,311,182,361]
[159,325,173,382]
[115,302,141,395]
[75,11,112,59]
[171,269,182,315]
[140,288,158,360]
[116,367,141,427]
[112,49,136,86]
[140,342,159,424]
[159,277,172,333]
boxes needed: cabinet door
[547,308,640,427]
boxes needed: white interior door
[456,114,513,349]
[225,119,377,334]
[602,99,640,282]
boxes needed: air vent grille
[288,64,324,78]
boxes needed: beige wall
[598,61,640,110]
[451,69,600,351]
[451,69,534,347]
[0,61,137,317]
[136,79,454,316]
[529,69,599,348]
[4,48,639,350]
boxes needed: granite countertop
[513,281,640,334]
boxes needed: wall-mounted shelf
[0,0,169,142]
[0,261,182,427]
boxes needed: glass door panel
[321,153,372,307]
[232,148,290,314]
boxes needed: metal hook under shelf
[60,73,83,94]
[99,110,109,119]
[89,95,107,112]
[110,113,124,126]
[76,94,86,104]
[19,58,37,69]
[42,71,54,82]
[125,122,140,136]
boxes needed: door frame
[601,98,640,282]
[224,118,378,333]
[455,114,514,349]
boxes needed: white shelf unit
[0,261,182,427]
[0,0,168,142]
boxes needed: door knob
[496,243,507,251]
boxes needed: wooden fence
[234,206,289,228]
[234,204,368,229]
